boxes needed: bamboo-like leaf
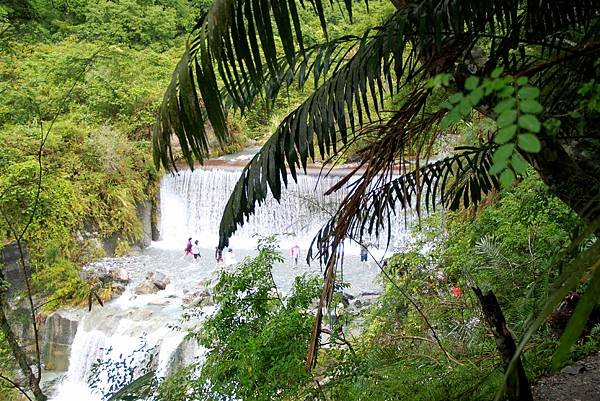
[497,232,600,401]
[552,264,600,370]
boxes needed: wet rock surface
[183,287,214,307]
[134,279,159,295]
[134,271,171,294]
[148,271,170,290]
[533,351,600,401]
[109,267,130,283]
[43,309,84,372]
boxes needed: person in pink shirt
[290,244,300,268]
[184,237,193,257]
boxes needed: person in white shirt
[192,240,201,260]
[224,248,237,266]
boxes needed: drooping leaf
[495,125,517,144]
[518,114,541,133]
[517,133,541,152]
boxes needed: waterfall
[49,290,210,400]
[159,169,349,250]
[158,168,413,253]
[48,164,405,400]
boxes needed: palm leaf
[552,263,600,369]
[155,0,553,173]
[309,145,498,260]
[215,0,535,246]
[153,0,600,370]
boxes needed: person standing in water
[360,244,368,262]
[215,247,224,264]
[192,240,201,260]
[290,244,300,268]
[184,237,193,258]
[224,248,237,266]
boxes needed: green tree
[158,238,321,401]
[155,0,600,369]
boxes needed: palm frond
[215,0,534,246]
[154,0,545,173]
[309,145,498,259]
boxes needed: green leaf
[497,109,517,128]
[511,153,529,174]
[544,118,562,136]
[449,92,463,104]
[440,100,453,109]
[492,143,515,165]
[442,74,450,86]
[492,79,507,91]
[517,133,541,152]
[489,162,506,176]
[494,97,516,114]
[519,99,543,114]
[458,98,471,115]
[494,125,517,144]
[467,87,483,106]
[499,169,515,188]
[552,265,600,370]
[518,86,540,99]
[465,76,480,91]
[518,115,541,133]
[497,85,515,98]
[482,78,495,96]
[491,66,504,79]
[516,76,528,86]
[441,109,461,129]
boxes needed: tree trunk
[530,137,600,227]
[472,287,533,401]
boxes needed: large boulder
[182,288,213,307]
[133,271,171,294]
[147,271,170,290]
[111,283,127,298]
[109,267,130,284]
[134,280,159,295]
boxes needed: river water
[47,164,408,400]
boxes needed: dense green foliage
[0,13,177,311]
[158,238,321,401]
[0,1,202,397]
[300,175,589,400]
[1,2,396,398]
[1,0,599,400]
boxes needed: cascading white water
[159,169,349,250]
[158,168,413,253]
[49,285,210,400]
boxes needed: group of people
[184,238,237,266]
[185,240,368,268]
[184,237,202,260]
